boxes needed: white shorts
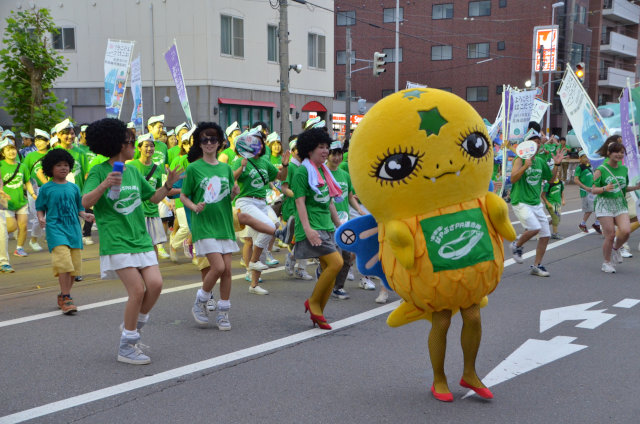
[158,201,173,219]
[512,202,551,238]
[194,238,239,256]
[235,197,276,249]
[99,250,158,280]
[145,216,167,245]
[4,205,28,218]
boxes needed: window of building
[497,41,505,51]
[439,87,453,92]
[382,89,394,97]
[51,27,75,50]
[571,42,584,64]
[382,47,403,63]
[308,33,326,69]
[496,85,503,94]
[336,50,356,65]
[432,4,454,19]
[221,15,244,58]
[499,0,507,7]
[574,4,587,24]
[431,45,453,60]
[337,10,356,26]
[467,86,488,102]
[383,7,404,23]
[336,90,356,101]
[469,1,491,17]
[267,25,278,62]
[467,42,489,58]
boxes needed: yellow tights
[307,251,343,317]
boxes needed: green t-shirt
[594,163,628,199]
[22,150,47,186]
[574,164,594,198]
[88,155,109,173]
[281,161,300,221]
[78,144,97,166]
[269,154,282,169]
[510,155,552,206]
[181,159,236,242]
[231,156,278,199]
[218,147,236,164]
[167,145,181,169]
[170,154,189,209]
[129,159,165,217]
[83,161,156,255]
[543,180,564,205]
[136,141,168,168]
[330,167,353,217]
[0,160,28,210]
[35,181,84,252]
[291,165,334,242]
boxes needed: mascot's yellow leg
[308,251,343,315]
[428,309,452,394]
[460,304,486,388]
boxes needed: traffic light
[373,52,387,76]
[575,62,585,83]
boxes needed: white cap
[0,138,16,150]
[182,126,196,142]
[304,116,325,130]
[34,129,50,140]
[175,122,187,133]
[80,125,88,132]
[266,132,280,144]
[53,118,74,134]
[50,127,56,135]
[49,136,59,147]
[126,122,135,129]
[147,115,164,126]
[167,129,175,136]
[329,140,343,151]
[20,132,33,139]
[225,121,240,137]
[289,138,298,150]
[2,129,15,138]
[137,133,153,146]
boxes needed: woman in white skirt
[592,140,640,273]
[180,122,239,330]
[82,118,183,364]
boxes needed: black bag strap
[247,159,268,186]
[3,165,20,185]
[30,157,43,174]
[145,164,158,181]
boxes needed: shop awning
[218,98,277,108]
[301,100,327,112]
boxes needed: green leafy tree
[0,8,68,134]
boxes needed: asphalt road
[1,184,639,423]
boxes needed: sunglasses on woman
[200,137,220,145]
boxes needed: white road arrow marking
[539,301,615,333]
[613,298,640,309]
[463,336,587,398]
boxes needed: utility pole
[345,27,351,141]
[279,0,291,152]
[395,0,399,92]
[538,44,545,99]
[562,0,575,136]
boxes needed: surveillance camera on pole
[373,52,386,77]
[575,62,585,83]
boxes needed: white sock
[197,289,211,303]
[217,299,230,310]
[138,313,149,323]
[122,329,138,338]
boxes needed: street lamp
[524,80,532,88]
[547,1,564,136]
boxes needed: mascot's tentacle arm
[485,192,517,242]
[385,220,415,269]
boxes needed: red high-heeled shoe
[460,378,493,399]
[304,299,332,330]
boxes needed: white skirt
[194,238,239,256]
[100,250,158,280]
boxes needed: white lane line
[0,267,283,329]
[510,208,581,226]
[613,298,640,308]
[0,229,597,422]
[0,301,400,424]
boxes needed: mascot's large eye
[370,147,423,186]
[461,132,489,158]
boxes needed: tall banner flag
[104,39,135,119]
[503,87,536,143]
[529,99,550,125]
[165,41,193,126]
[620,87,640,194]
[558,65,609,162]
[129,56,143,134]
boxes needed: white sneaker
[620,247,633,258]
[359,276,376,290]
[240,258,246,267]
[375,290,388,304]
[169,245,178,262]
[347,268,355,281]
[157,246,170,259]
[248,261,269,271]
[29,240,43,252]
[294,267,313,280]
[285,255,295,276]
[206,294,217,311]
[611,248,623,264]
[249,285,269,295]
[601,262,616,273]
[82,236,94,246]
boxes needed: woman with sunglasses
[82,118,183,365]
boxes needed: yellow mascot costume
[336,88,516,402]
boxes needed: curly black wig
[42,148,75,178]
[86,118,128,158]
[187,122,225,163]
[296,128,332,160]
